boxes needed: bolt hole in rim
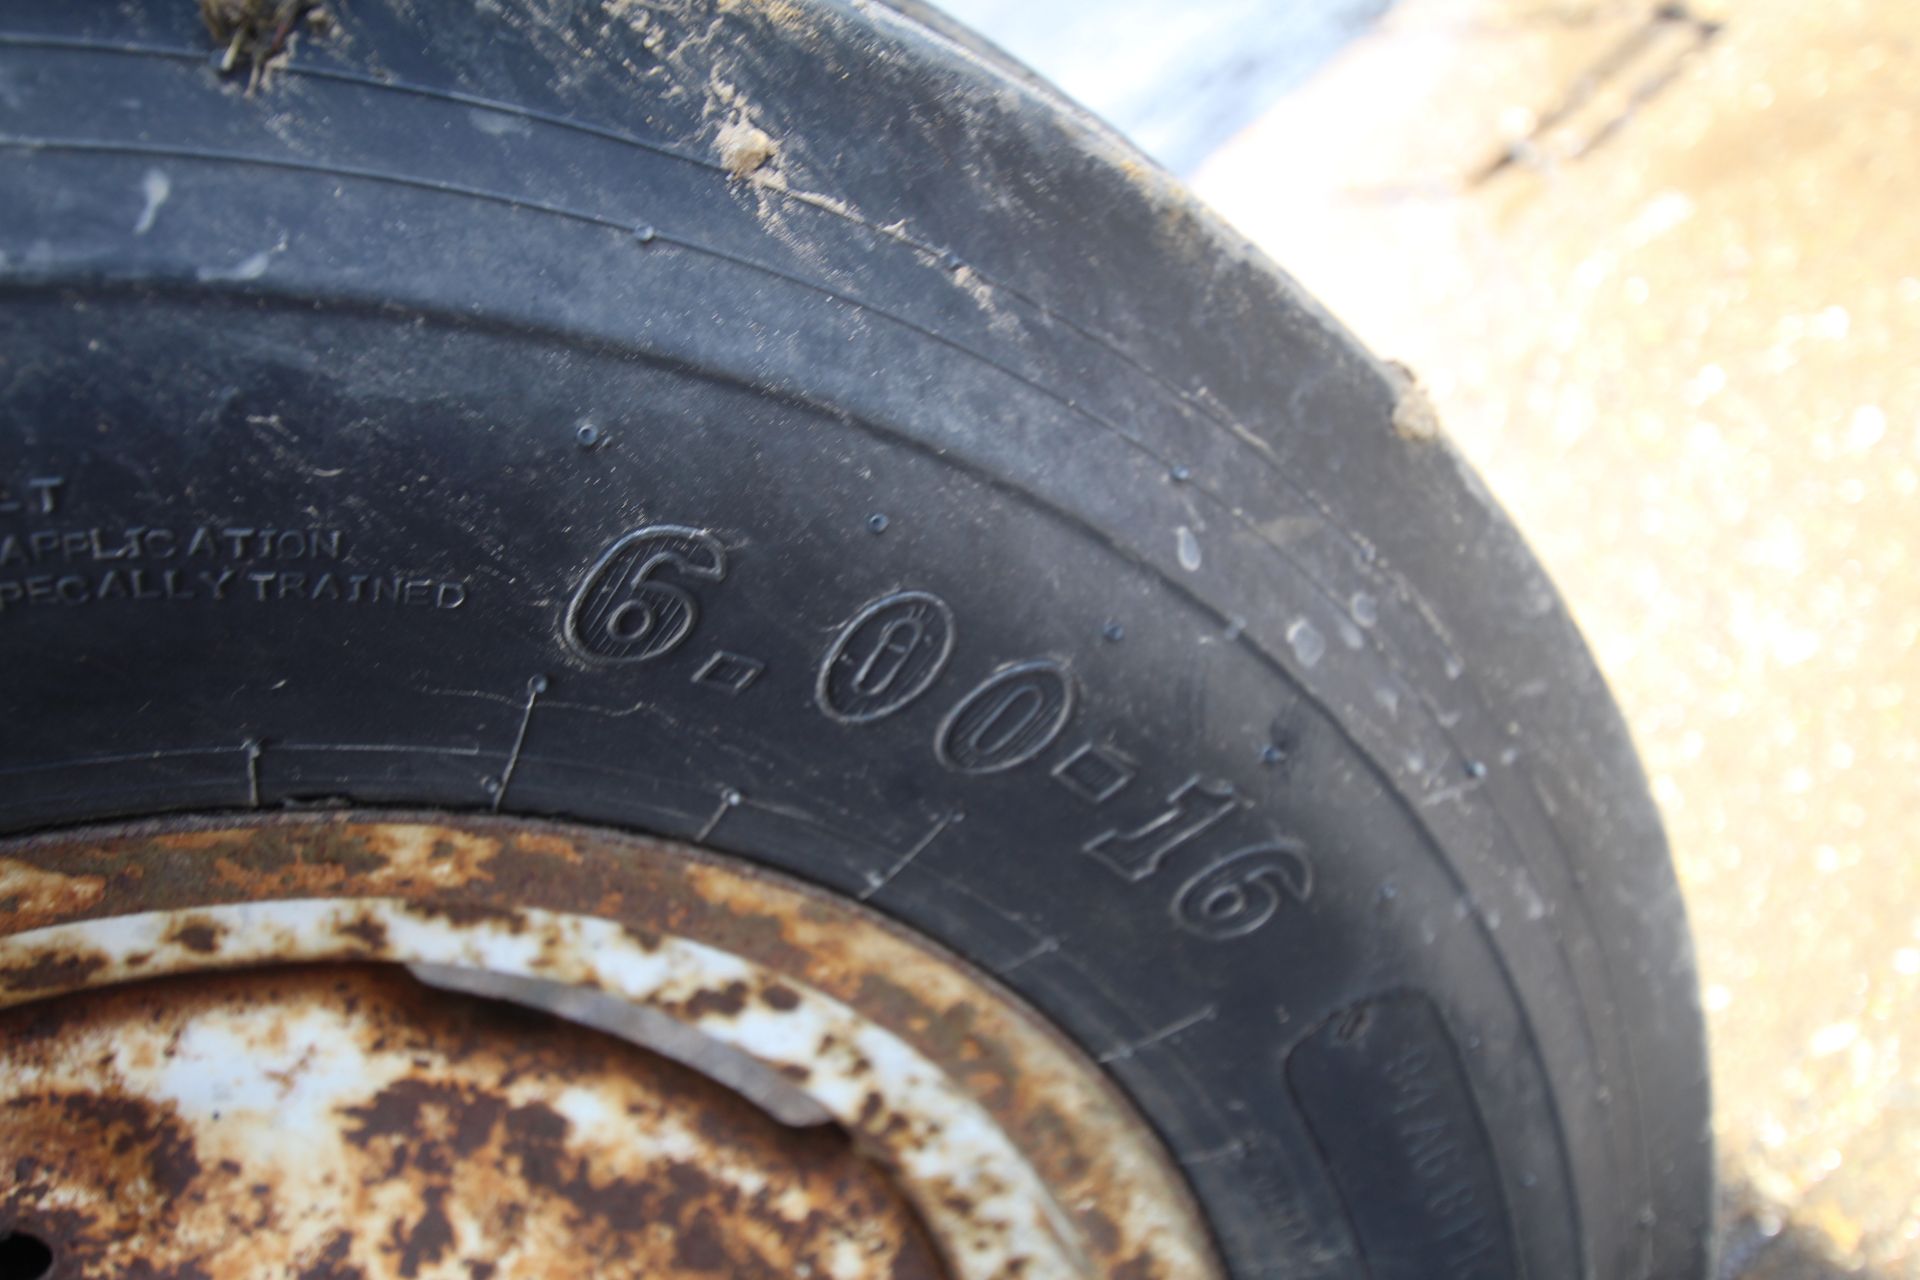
[0,813,1221,1280]
[0,1232,54,1280]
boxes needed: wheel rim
[0,812,1220,1279]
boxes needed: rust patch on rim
[0,964,947,1278]
[0,813,1222,1280]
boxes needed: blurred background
[938,0,1919,1275]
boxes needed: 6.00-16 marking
[567,527,1313,940]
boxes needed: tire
[0,2,1710,1277]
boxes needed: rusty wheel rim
[0,813,1220,1279]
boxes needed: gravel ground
[950,0,1920,1274]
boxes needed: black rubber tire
[0,3,1710,1277]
